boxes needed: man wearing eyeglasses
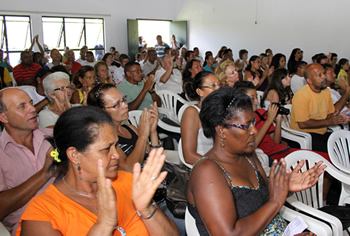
[0,88,60,234]
[117,61,161,111]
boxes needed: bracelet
[114,226,126,236]
[149,91,155,94]
[150,141,162,148]
[136,200,158,219]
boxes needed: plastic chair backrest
[127,110,143,128]
[178,138,193,169]
[185,206,200,236]
[156,90,190,123]
[328,130,350,174]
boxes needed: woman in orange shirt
[17,106,178,236]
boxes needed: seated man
[64,50,81,75]
[114,54,129,84]
[75,46,88,65]
[142,49,161,77]
[82,51,96,67]
[13,51,42,86]
[0,88,59,234]
[290,63,345,153]
[323,63,350,112]
[291,61,307,94]
[18,68,53,113]
[154,55,182,94]
[117,62,161,111]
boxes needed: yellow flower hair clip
[51,148,61,163]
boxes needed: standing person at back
[154,35,169,59]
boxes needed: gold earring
[220,138,225,148]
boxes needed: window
[0,15,31,66]
[42,17,105,59]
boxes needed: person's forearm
[150,93,161,107]
[159,68,172,83]
[273,120,282,144]
[37,41,45,56]
[297,117,334,129]
[35,98,50,113]
[127,90,148,111]
[87,221,114,236]
[149,131,159,147]
[0,169,52,220]
[140,207,179,236]
[334,89,350,112]
[255,118,274,148]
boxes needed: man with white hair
[0,88,59,234]
[154,55,182,94]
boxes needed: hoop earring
[78,163,82,180]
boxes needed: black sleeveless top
[118,124,139,157]
[188,156,286,235]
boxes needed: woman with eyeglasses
[87,83,159,172]
[39,71,81,128]
[186,86,325,235]
[181,71,221,165]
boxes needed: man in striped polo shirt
[13,51,42,86]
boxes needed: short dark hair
[86,51,94,56]
[33,68,53,88]
[239,49,248,60]
[119,54,130,62]
[200,87,253,139]
[124,61,140,73]
[102,53,112,62]
[47,106,114,172]
[233,81,255,93]
[110,47,116,51]
[316,55,328,64]
[331,53,338,60]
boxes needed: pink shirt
[0,127,57,234]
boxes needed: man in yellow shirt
[290,63,345,153]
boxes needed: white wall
[2,0,350,63]
[174,0,350,63]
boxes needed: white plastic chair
[156,90,196,124]
[285,150,350,235]
[327,130,350,175]
[9,72,17,87]
[0,222,10,236]
[255,148,270,176]
[281,104,313,150]
[185,204,332,235]
[128,110,180,150]
[178,138,193,169]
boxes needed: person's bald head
[304,63,327,92]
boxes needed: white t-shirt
[291,74,306,94]
[75,58,86,65]
[38,104,81,128]
[143,60,159,77]
[82,61,96,67]
[328,87,347,112]
[18,86,46,105]
[154,67,183,94]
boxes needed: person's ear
[215,126,226,139]
[196,88,204,97]
[0,113,8,124]
[36,77,41,85]
[66,147,80,165]
[78,77,84,84]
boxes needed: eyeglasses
[130,69,143,74]
[53,85,74,91]
[223,119,256,131]
[104,95,127,110]
[199,83,222,89]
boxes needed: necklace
[62,176,97,198]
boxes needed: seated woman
[187,86,325,235]
[39,72,80,128]
[260,68,292,108]
[214,60,239,87]
[71,65,96,105]
[181,59,203,101]
[234,80,330,163]
[94,61,115,85]
[202,54,216,73]
[181,71,220,165]
[102,53,120,84]
[244,55,269,91]
[287,48,303,75]
[17,106,178,235]
[269,53,286,76]
[87,83,159,172]
[335,58,349,84]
